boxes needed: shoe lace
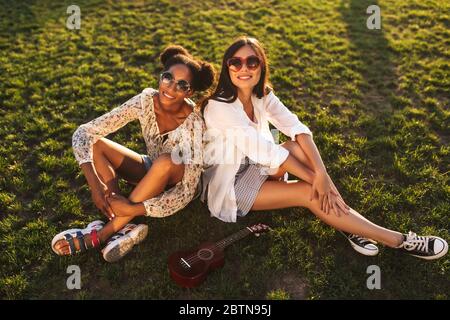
[349,234,370,244]
[403,231,429,253]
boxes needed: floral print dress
[72,87,205,217]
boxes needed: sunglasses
[226,55,261,72]
[159,71,191,93]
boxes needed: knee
[296,182,316,209]
[280,140,297,152]
[268,167,285,181]
[93,138,108,155]
[153,153,182,172]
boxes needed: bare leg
[97,153,185,242]
[56,140,184,253]
[55,152,185,254]
[265,141,394,242]
[88,139,146,243]
[251,180,404,248]
[268,140,315,180]
[92,138,149,191]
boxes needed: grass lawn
[0,0,448,299]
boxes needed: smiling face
[158,64,193,106]
[228,45,262,92]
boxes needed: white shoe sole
[102,224,148,263]
[102,235,135,263]
[348,240,379,256]
[127,224,148,245]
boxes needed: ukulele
[168,223,271,288]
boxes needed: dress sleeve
[72,94,144,165]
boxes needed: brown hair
[200,36,272,111]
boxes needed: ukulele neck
[214,228,252,250]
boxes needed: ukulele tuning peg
[249,223,272,235]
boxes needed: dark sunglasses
[159,71,191,93]
[226,55,261,72]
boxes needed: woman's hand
[105,193,136,217]
[310,170,331,206]
[329,178,350,215]
[91,181,115,220]
[310,171,350,217]
[326,191,350,217]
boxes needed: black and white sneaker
[397,231,448,260]
[340,231,379,256]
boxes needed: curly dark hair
[160,45,215,92]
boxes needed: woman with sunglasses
[200,36,447,260]
[51,45,215,262]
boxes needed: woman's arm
[104,192,146,217]
[80,162,115,219]
[72,93,144,218]
[72,93,143,165]
[295,133,350,216]
[264,91,349,215]
[295,133,326,173]
[265,91,312,141]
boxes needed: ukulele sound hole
[197,248,214,261]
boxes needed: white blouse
[200,91,312,222]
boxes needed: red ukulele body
[168,224,270,288]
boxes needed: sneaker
[102,224,148,263]
[340,231,379,256]
[397,231,448,260]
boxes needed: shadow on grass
[339,0,399,114]
[311,0,450,299]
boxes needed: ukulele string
[182,229,252,266]
[182,227,261,265]
[182,231,248,265]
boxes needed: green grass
[0,0,449,299]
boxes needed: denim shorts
[141,154,152,171]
